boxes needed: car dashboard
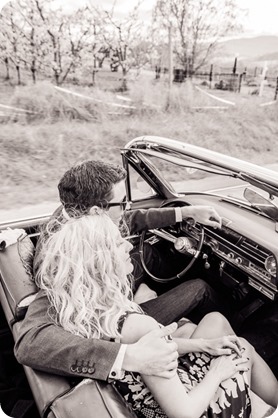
[165,193,278,302]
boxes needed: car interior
[0,137,277,417]
[0,200,277,418]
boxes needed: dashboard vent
[239,239,270,265]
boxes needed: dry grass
[0,78,278,211]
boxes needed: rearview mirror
[244,188,278,220]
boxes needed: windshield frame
[124,136,278,199]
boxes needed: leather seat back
[0,232,38,324]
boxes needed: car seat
[0,229,136,418]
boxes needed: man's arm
[124,205,222,234]
[14,291,179,381]
[124,207,176,234]
[14,291,120,381]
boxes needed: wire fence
[170,65,278,100]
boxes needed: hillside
[218,35,278,61]
[256,51,278,62]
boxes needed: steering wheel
[139,202,204,283]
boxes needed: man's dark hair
[58,160,126,214]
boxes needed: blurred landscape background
[0,0,278,215]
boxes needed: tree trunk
[98,56,105,68]
[60,62,74,85]
[52,39,61,85]
[31,68,36,83]
[92,57,97,85]
[16,64,21,85]
[31,61,36,83]
[4,58,10,80]
[54,71,59,85]
[120,67,128,91]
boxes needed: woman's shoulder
[120,313,160,344]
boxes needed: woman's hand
[209,354,249,383]
[201,335,243,357]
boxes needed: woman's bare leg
[172,318,197,339]
[248,347,278,408]
[190,311,235,339]
[190,312,278,408]
[173,323,197,338]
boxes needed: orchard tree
[33,0,67,84]
[0,2,25,84]
[0,30,11,80]
[129,39,154,76]
[33,1,101,85]
[8,0,50,83]
[92,1,150,90]
[61,7,98,85]
[154,0,242,75]
[79,14,108,86]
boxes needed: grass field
[0,73,277,213]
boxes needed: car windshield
[138,154,278,218]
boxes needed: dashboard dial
[265,255,277,276]
[209,239,219,251]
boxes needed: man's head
[58,160,126,216]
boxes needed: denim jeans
[132,243,225,325]
[140,278,225,326]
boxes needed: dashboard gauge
[265,255,277,276]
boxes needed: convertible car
[0,135,277,417]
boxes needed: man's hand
[201,335,243,357]
[123,323,179,378]
[181,205,222,229]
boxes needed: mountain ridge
[218,35,278,61]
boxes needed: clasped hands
[125,324,247,379]
[200,335,244,357]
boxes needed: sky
[1,0,278,37]
[239,0,278,35]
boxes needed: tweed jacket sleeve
[124,207,176,235]
[14,290,121,381]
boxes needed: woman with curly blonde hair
[36,207,278,418]
[36,207,142,341]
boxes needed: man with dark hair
[58,160,126,214]
[15,159,223,383]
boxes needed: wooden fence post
[168,25,173,92]
[259,62,268,97]
[232,57,237,75]
[238,73,243,93]
[244,67,247,81]
[275,76,278,100]
[209,64,213,89]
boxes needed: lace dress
[115,316,252,418]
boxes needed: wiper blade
[220,197,265,214]
[221,197,278,229]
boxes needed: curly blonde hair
[36,210,141,340]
